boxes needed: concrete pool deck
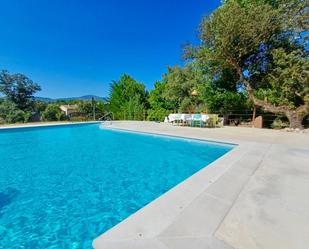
[94,121,309,249]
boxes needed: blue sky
[0,0,221,98]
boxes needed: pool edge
[101,125,237,147]
[0,121,101,131]
[93,126,260,249]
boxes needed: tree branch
[296,103,309,117]
[230,60,291,114]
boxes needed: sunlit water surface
[0,123,233,248]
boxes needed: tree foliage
[0,70,41,111]
[162,63,205,113]
[109,74,148,120]
[147,81,175,121]
[42,104,66,121]
[147,61,249,120]
[0,70,41,123]
[0,100,30,123]
[188,0,309,128]
[77,100,108,119]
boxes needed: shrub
[147,108,170,121]
[271,117,289,129]
[0,100,30,123]
[42,104,64,121]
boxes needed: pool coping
[0,121,101,130]
[93,123,262,249]
[100,125,238,147]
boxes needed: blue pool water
[0,123,234,248]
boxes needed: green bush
[42,104,65,121]
[271,118,289,129]
[0,100,31,123]
[6,110,26,123]
[147,108,170,121]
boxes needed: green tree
[34,100,48,114]
[55,112,66,121]
[77,101,93,118]
[0,70,41,111]
[189,0,309,128]
[151,61,248,117]
[42,104,65,121]
[197,84,248,114]
[147,81,175,121]
[96,101,109,119]
[163,63,206,113]
[75,100,107,120]
[0,100,28,123]
[109,74,148,120]
[196,67,249,113]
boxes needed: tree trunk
[286,111,304,129]
[232,62,308,130]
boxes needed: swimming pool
[0,123,234,248]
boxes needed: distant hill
[35,95,108,102]
[35,97,54,102]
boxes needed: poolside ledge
[93,121,309,249]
